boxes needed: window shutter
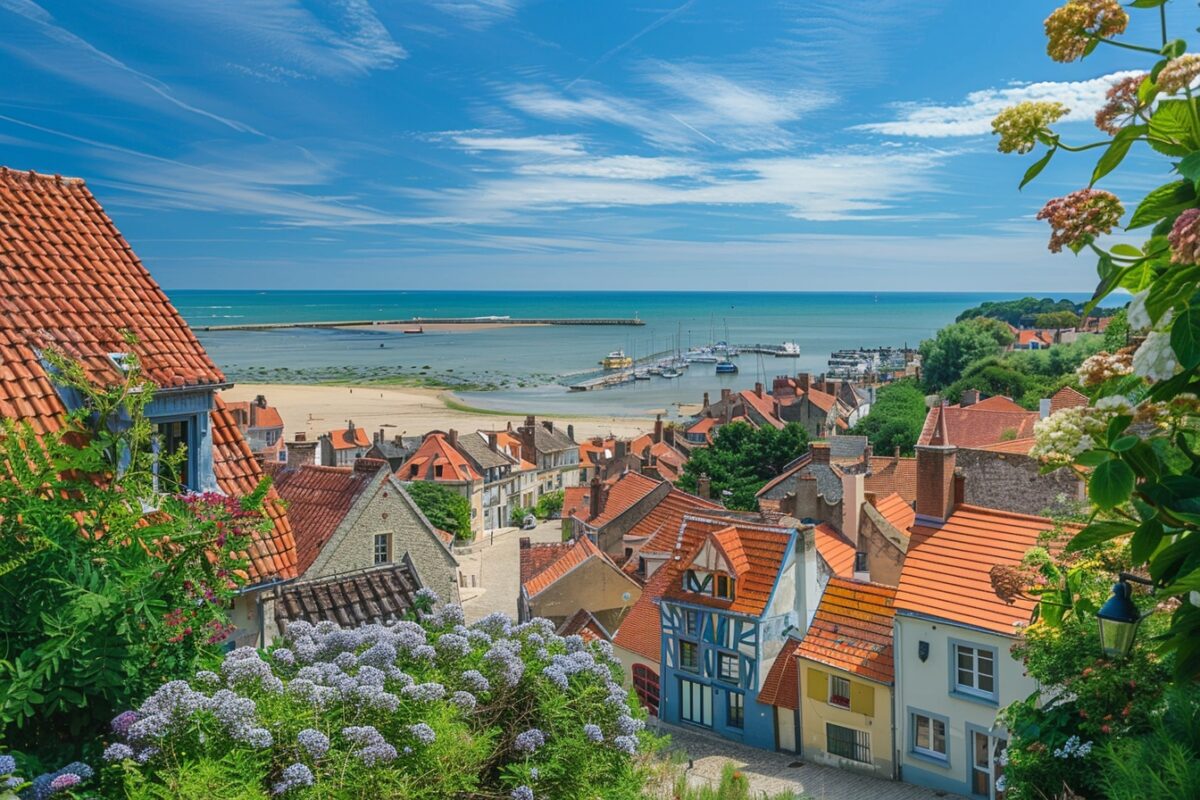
[849,680,875,717]
[806,668,826,702]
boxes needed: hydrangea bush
[100,592,653,799]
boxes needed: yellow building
[766,577,897,778]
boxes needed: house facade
[397,431,485,537]
[321,421,372,466]
[518,536,641,631]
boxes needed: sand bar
[336,321,546,333]
[222,383,657,442]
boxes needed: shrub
[98,592,654,799]
[848,378,926,455]
[403,481,472,540]
[534,491,564,520]
[677,422,809,511]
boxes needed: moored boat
[600,350,634,369]
[715,360,738,374]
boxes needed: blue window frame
[153,415,198,491]
[716,651,738,683]
[678,640,699,673]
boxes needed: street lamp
[1096,572,1152,659]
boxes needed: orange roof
[864,455,918,504]
[557,608,612,643]
[328,426,371,450]
[252,405,284,429]
[687,417,717,435]
[579,437,616,465]
[622,487,720,569]
[797,578,896,684]
[1016,329,1054,347]
[521,535,632,598]
[896,505,1072,634]
[970,395,1027,413]
[813,523,857,578]
[874,492,915,534]
[757,636,802,710]
[580,471,662,528]
[662,519,794,617]
[563,486,590,520]
[805,388,840,414]
[398,433,481,482]
[266,459,386,574]
[918,404,1038,449]
[971,437,1036,455]
[1050,386,1089,413]
[488,429,536,470]
[740,389,784,429]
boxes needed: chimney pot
[811,442,831,464]
[697,473,711,500]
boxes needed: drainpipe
[892,624,902,781]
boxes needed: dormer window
[434,464,444,478]
[683,569,711,594]
[714,574,735,600]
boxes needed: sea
[179,291,1093,420]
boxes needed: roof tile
[796,578,897,684]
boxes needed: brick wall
[957,448,1085,517]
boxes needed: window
[155,418,193,491]
[409,464,419,478]
[435,464,444,478]
[854,551,868,572]
[373,533,392,565]
[726,691,744,728]
[684,610,699,637]
[679,678,711,726]
[679,640,699,672]
[632,665,659,716]
[714,574,734,600]
[827,724,871,763]
[912,712,948,760]
[829,675,851,708]
[717,652,738,683]
[954,643,997,700]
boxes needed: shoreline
[222,383,657,442]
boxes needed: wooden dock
[197,317,645,332]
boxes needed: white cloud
[517,156,703,180]
[857,70,1144,138]
[426,0,520,29]
[450,134,587,157]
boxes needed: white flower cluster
[1053,735,1094,759]
[1132,331,1179,382]
[1031,407,1101,466]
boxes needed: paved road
[458,520,564,622]
[658,723,965,800]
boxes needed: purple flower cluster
[402,682,447,702]
[102,743,135,763]
[460,669,490,693]
[451,690,477,711]
[0,755,14,776]
[511,786,534,800]
[296,729,330,759]
[514,728,545,753]
[342,726,397,766]
[613,735,638,755]
[435,632,471,658]
[25,762,93,800]
[408,723,437,745]
[271,762,314,795]
[584,724,604,743]
[615,714,644,735]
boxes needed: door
[970,729,1007,799]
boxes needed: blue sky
[2,1,1193,291]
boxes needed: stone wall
[528,558,641,628]
[856,503,908,587]
[957,447,1084,517]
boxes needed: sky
[1,0,1194,291]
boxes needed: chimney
[721,388,732,403]
[592,436,603,447]
[755,382,764,398]
[797,373,811,392]
[519,419,536,465]
[841,470,864,547]
[654,415,664,443]
[960,388,981,407]
[615,440,628,459]
[520,537,531,551]
[703,391,710,409]
[255,394,267,408]
[915,408,957,522]
[811,442,831,465]
[697,473,711,500]
[664,426,676,447]
[567,424,575,442]
[488,432,499,452]
[294,432,307,443]
[1039,398,1052,419]
[375,429,384,444]
[542,420,554,433]
[893,445,901,461]
[447,429,458,448]
[589,475,608,519]
[347,419,355,432]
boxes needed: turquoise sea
[180,291,1092,419]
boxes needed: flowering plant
[99,592,653,799]
[997,0,1200,680]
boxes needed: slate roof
[273,562,420,631]
[661,518,793,617]
[757,636,803,710]
[874,491,916,534]
[455,431,512,471]
[796,578,896,684]
[813,522,856,578]
[0,168,295,583]
[896,505,1072,634]
[828,435,869,461]
[756,448,843,503]
[917,403,1039,449]
[532,422,576,453]
[265,459,388,574]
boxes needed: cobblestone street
[457,520,564,622]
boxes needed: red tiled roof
[662,519,793,617]
[740,389,784,429]
[813,523,856,578]
[1050,386,1089,413]
[433,528,455,546]
[520,541,571,586]
[252,405,284,429]
[521,535,634,598]
[579,437,616,465]
[805,388,840,414]
[563,486,590,520]
[1016,329,1054,347]
[265,459,386,574]
[970,437,1036,455]
[864,456,918,504]
[557,608,612,643]
[328,426,371,450]
[211,396,298,582]
[398,433,481,482]
[917,404,1038,449]
[896,505,1074,634]
[581,471,662,528]
[757,636,802,710]
[874,491,915,534]
[797,578,896,684]
[622,487,720,571]
[687,417,717,435]
[970,395,1027,413]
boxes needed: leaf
[1129,180,1197,229]
[1146,264,1200,324]
[1092,126,1144,186]
[1149,100,1199,156]
[1170,295,1200,369]
[1111,243,1143,257]
[1130,0,1168,7]
[1179,150,1200,186]
[1066,520,1137,552]
[1090,459,1136,509]
[1130,518,1165,564]
[1112,435,1139,452]
[1021,148,1055,190]
[1162,39,1188,59]
[1075,449,1112,467]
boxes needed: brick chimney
[615,440,628,459]
[811,441,831,465]
[519,417,537,464]
[567,424,575,442]
[797,373,811,392]
[721,388,732,403]
[664,426,676,447]
[447,428,458,448]
[960,388,981,407]
[915,407,957,522]
[755,382,764,398]
[697,473,711,500]
[589,475,606,519]
[703,391,710,408]
[488,432,499,452]
[654,415,664,443]
[294,432,306,443]
[520,537,531,551]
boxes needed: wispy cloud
[565,1,696,90]
[857,71,1143,138]
[425,0,521,30]
[448,133,588,157]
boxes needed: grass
[645,761,803,800]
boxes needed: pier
[197,317,645,332]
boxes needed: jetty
[197,317,644,332]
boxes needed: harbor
[567,341,800,391]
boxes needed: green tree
[1103,307,1130,351]
[0,350,265,765]
[403,481,472,540]
[848,379,927,456]
[918,317,1014,391]
[1034,309,1082,328]
[677,421,809,510]
[535,490,564,519]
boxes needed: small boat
[715,360,738,374]
[648,366,664,376]
[661,369,682,379]
[403,326,424,334]
[600,350,634,370]
[776,341,800,357]
[633,371,651,381]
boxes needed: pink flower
[1095,74,1149,134]
[1037,189,1124,253]
[1168,208,1200,264]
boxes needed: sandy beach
[222,383,657,442]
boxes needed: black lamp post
[1096,572,1152,659]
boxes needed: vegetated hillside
[956,296,1122,327]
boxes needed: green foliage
[0,349,264,766]
[667,762,800,800]
[1034,310,1081,328]
[677,422,809,511]
[848,379,927,456]
[104,599,655,800]
[535,490,564,520]
[1100,687,1200,800]
[918,317,1015,391]
[956,297,1116,326]
[402,480,472,540]
[510,504,533,527]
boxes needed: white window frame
[950,640,998,702]
[373,532,392,565]
[911,710,949,763]
[828,674,851,708]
